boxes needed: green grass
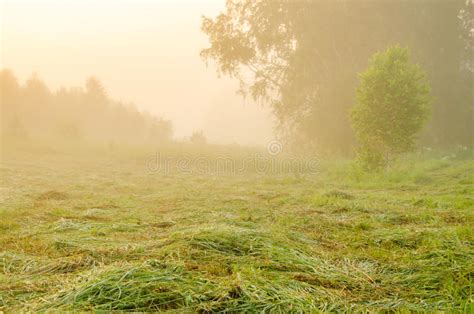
[0,151,473,311]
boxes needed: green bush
[351,46,432,170]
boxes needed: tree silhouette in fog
[202,0,472,154]
[0,70,173,147]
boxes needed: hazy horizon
[0,0,275,146]
[1,1,472,311]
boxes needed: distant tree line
[202,0,473,155]
[0,70,173,147]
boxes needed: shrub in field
[190,130,207,146]
[351,46,432,170]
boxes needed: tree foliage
[190,130,207,146]
[351,46,431,169]
[0,69,173,146]
[201,0,472,154]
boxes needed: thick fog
[0,0,274,145]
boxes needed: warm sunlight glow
[1,0,274,144]
[1,0,472,312]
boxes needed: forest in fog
[0,0,473,312]
[1,1,472,157]
[1,70,173,149]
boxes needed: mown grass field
[0,150,473,312]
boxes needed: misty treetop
[201,0,473,154]
[0,70,173,147]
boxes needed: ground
[0,151,473,311]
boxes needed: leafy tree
[201,0,471,153]
[85,76,107,100]
[23,73,51,105]
[1,69,22,138]
[351,46,432,169]
[190,130,207,146]
[0,69,20,106]
[149,117,173,144]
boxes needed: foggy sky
[0,0,274,145]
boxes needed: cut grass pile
[0,153,473,311]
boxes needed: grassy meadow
[0,149,473,312]
[2,0,473,312]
